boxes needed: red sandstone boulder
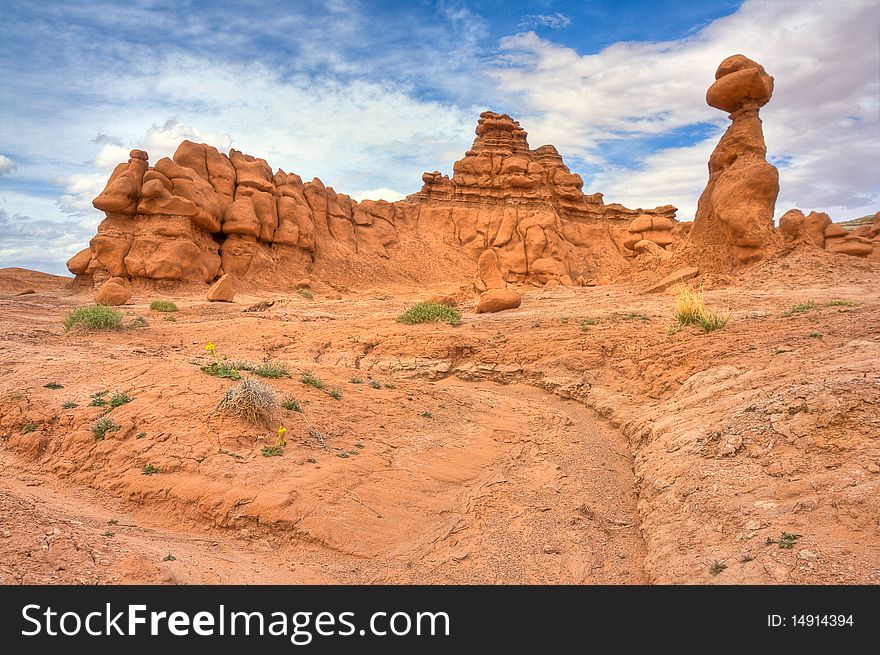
[476,288,522,313]
[95,281,130,306]
[206,274,236,302]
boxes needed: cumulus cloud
[490,0,880,220]
[349,188,408,203]
[517,13,572,30]
[0,155,16,175]
[0,207,91,274]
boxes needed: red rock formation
[779,207,879,259]
[687,55,781,267]
[72,112,677,288]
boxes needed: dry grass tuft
[214,378,278,427]
[673,285,729,332]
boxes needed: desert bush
[369,380,382,389]
[92,417,119,440]
[90,390,109,407]
[61,401,78,409]
[142,463,159,475]
[301,370,325,389]
[580,317,600,330]
[214,378,278,427]
[162,315,177,322]
[233,360,290,379]
[674,286,729,332]
[296,288,314,300]
[63,305,122,331]
[783,300,817,316]
[826,299,856,307]
[21,421,36,434]
[350,376,363,384]
[126,316,149,328]
[108,392,133,409]
[201,342,241,380]
[328,388,342,400]
[397,302,461,325]
[149,300,178,312]
[282,398,303,412]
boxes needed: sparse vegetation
[337,452,349,458]
[261,445,284,457]
[162,315,177,322]
[214,378,278,427]
[136,432,146,439]
[397,301,461,325]
[783,300,818,316]
[92,417,119,440]
[201,342,241,380]
[61,401,78,409]
[350,376,363,384]
[609,311,650,322]
[709,561,727,576]
[355,441,364,448]
[384,382,396,389]
[63,305,123,331]
[43,382,64,389]
[301,370,325,389]
[531,320,541,328]
[103,531,115,537]
[149,300,178,312]
[826,299,856,307]
[127,316,149,328]
[233,360,290,379]
[673,286,729,332]
[21,422,36,434]
[580,317,600,330]
[296,288,314,300]
[369,380,382,389]
[282,398,303,412]
[142,463,159,476]
[108,392,133,409]
[740,554,755,563]
[89,390,109,407]
[767,532,801,549]
[419,411,433,418]
[328,388,343,400]
[307,457,317,464]
[162,553,176,561]
[809,332,823,339]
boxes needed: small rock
[206,274,235,302]
[295,279,311,289]
[866,462,880,474]
[644,266,700,294]
[798,549,817,561]
[14,288,36,296]
[427,293,456,307]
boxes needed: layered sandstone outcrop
[779,208,879,260]
[686,55,781,267]
[71,114,678,288]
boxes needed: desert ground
[1,252,878,585]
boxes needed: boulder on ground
[427,293,457,306]
[644,267,700,294]
[206,274,236,302]
[95,281,131,306]
[476,288,522,313]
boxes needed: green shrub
[826,299,856,307]
[328,388,342,400]
[149,300,178,312]
[296,288,314,300]
[580,318,600,330]
[350,376,363,384]
[61,401,78,409]
[301,370,325,389]
[162,315,177,322]
[127,316,149,328]
[92,417,119,440]
[108,392,133,409]
[21,421,36,433]
[234,360,290,379]
[142,463,159,475]
[369,380,382,389]
[89,390,109,407]
[201,362,241,380]
[282,398,303,412]
[783,301,817,316]
[261,445,284,457]
[44,382,64,390]
[63,305,123,331]
[397,302,461,325]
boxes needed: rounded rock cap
[706,54,774,113]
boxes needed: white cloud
[350,187,407,203]
[490,0,880,221]
[0,154,16,175]
[517,13,572,30]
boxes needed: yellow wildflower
[276,425,287,447]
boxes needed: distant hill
[0,267,72,293]
[836,213,877,232]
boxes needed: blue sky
[1,0,877,274]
